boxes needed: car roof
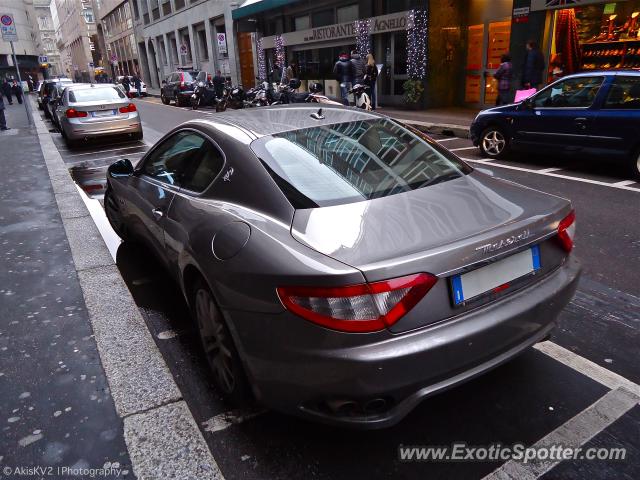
[562,70,640,78]
[187,105,383,140]
[66,83,116,90]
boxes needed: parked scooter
[350,83,372,111]
[215,81,246,112]
[191,78,218,110]
[271,79,343,106]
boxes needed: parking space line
[66,144,147,157]
[435,137,458,142]
[461,158,640,192]
[482,387,639,480]
[201,407,267,433]
[450,146,478,152]
[611,179,638,186]
[537,167,563,173]
[534,341,639,392]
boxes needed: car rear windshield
[181,71,198,82]
[251,119,472,208]
[69,87,126,102]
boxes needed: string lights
[274,34,285,67]
[407,9,428,80]
[257,36,266,80]
[355,19,371,57]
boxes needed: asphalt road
[40,99,639,480]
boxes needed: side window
[179,141,225,192]
[142,131,205,186]
[533,76,604,108]
[603,76,640,109]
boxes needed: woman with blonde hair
[364,53,378,110]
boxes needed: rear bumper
[230,256,581,428]
[62,115,142,140]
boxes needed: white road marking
[612,179,638,186]
[536,167,563,173]
[66,144,147,157]
[482,387,639,480]
[435,137,459,142]
[201,408,267,433]
[65,152,146,165]
[461,158,640,192]
[450,146,478,152]
[534,341,639,392]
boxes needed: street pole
[10,40,33,126]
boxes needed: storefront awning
[232,0,300,20]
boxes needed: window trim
[136,127,226,196]
[601,75,640,110]
[530,75,605,110]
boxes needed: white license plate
[451,246,541,305]
[92,110,115,117]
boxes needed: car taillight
[180,81,187,90]
[119,103,137,113]
[277,273,438,333]
[66,108,87,118]
[557,210,576,253]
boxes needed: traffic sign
[38,55,48,63]
[88,62,94,68]
[1,14,18,42]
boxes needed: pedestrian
[350,50,365,105]
[270,62,283,85]
[12,80,23,104]
[364,53,378,110]
[121,75,131,96]
[212,70,225,98]
[2,79,13,105]
[333,52,354,106]
[494,53,513,106]
[133,75,142,97]
[283,62,297,85]
[522,40,545,90]
[0,94,9,131]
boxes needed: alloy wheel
[195,289,235,394]
[482,129,506,157]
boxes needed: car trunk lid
[291,172,572,332]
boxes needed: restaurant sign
[530,0,616,11]
[261,11,409,49]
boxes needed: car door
[590,75,640,160]
[126,131,205,262]
[511,75,605,155]
[162,132,226,272]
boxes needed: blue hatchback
[470,71,640,180]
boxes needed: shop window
[294,15,310,31]
[533,76,604,108]
[312,9,334,28]
[603,76,640,109]
[337,5,358,24]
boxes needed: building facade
[0,0,41,81]
[31,0,60,76]
[130,0,240,90]
[94,0,138,79]
[54,0,101,82]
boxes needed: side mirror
[521,98,534,110]
[108,158,134,178]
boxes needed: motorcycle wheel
[191,96,199,110]
[216,101,227,112]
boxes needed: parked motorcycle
[271,79,343,106]
[191,80,218,110]
[350,83,372,111]
[215,82,246,112]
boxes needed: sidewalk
[0,102,132,474]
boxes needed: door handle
[574,117,588,129]
[151,208,164,219]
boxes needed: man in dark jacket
[12,80,23,104]
[350,51,365,84]
[0,94,8,130]
[121,75,131,96]
[522,41,545,89]
[333,53,354,106]
[270,62,283,85]
[2,79,13,105]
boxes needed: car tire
[191,96,199,110]
[104,187,131,242]
[160,93,170,105]
[191,279,252,406]
[629,150,640,181]
[131,131,143,141]
[479,126,510,159]
[61,130,79,148]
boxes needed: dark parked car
[38,78,73,117]
[105,106,580,428]
[470,71,640,180]
[160,70,200,107]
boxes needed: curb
[30,97,224,480]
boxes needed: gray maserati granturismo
[105,105,581,428]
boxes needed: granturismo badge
[475,230,531,254]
